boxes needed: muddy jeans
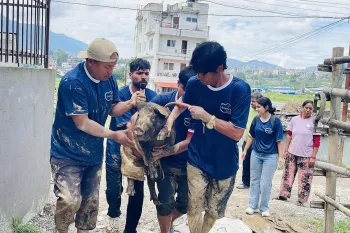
[187,163,236,219]
[156,165,188,216]
[50,157,102,231]
[279,152,314,203]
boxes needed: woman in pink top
[276,100,320,206]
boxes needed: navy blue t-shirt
[105,85,157,168]
[150,91,194,169]
[182,75,251,180]
[51,62,119,165]
[249,115,283,154]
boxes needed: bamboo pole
[315,192,350,217]
[324,55,350,65]
[315,161,350,177]
[325,47,344,233]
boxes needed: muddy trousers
[279,152,314,203]
[106,165,144,233]
[50,157,102,231]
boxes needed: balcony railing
[0,0,51,68]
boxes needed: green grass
[264,92,314,103]
[307,218,350,233]
[10,217,39,233]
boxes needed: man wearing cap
[50,38,145,233]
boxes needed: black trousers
[106,165,144,233]
[242,141,253,187]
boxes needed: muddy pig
[120,101,176,204]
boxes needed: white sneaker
[261,211,270,217]
[106,216,120,233]
[246,207,259,215]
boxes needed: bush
[10,217,39,233]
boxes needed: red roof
[155,82,178,88]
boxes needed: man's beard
[133,80,148,89]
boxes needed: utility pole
[325,47,344,233]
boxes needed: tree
[53,49,69,67]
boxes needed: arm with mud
[71,114,133,147]
[152,133,193,161]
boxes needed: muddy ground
[29,157,350,233]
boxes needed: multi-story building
[134,0,209,93]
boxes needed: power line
[236,0,350,15]
[201,0,309,17]
[51,0,347,19]
[246,20,342,59]
[275,0,350,10]
[289,0,350,7]
[243,18,347,60]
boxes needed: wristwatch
[206,115,216,129]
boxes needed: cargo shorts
[187,163,236,219]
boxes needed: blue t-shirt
[182,75,251,180]
[249,115,283,154]
[150,91,194,169]
[51,62,119,165]
[105,85,157,168]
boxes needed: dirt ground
[29,157,350,233]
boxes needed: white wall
[0,67,55,232]
[158,35,204,54]
[157,58,188,74]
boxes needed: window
[186,17,197,23]
[149,39,153,51]
[164,62,175,70]
[167,40,176,47]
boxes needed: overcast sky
[50,0,350,69]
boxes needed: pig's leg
[147,175,160,205]
[126,178,135,196]
[145,150,158,179]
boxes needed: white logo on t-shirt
[220,103,231,114]
[105,91,113,101]
[184,118,192,127]
[265,128,273,134]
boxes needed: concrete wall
[0,67,55,232]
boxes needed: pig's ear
[154,106,170,118]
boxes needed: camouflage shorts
[187,163,236,219]
[50,157,102,231]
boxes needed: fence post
[325,47,344,233]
